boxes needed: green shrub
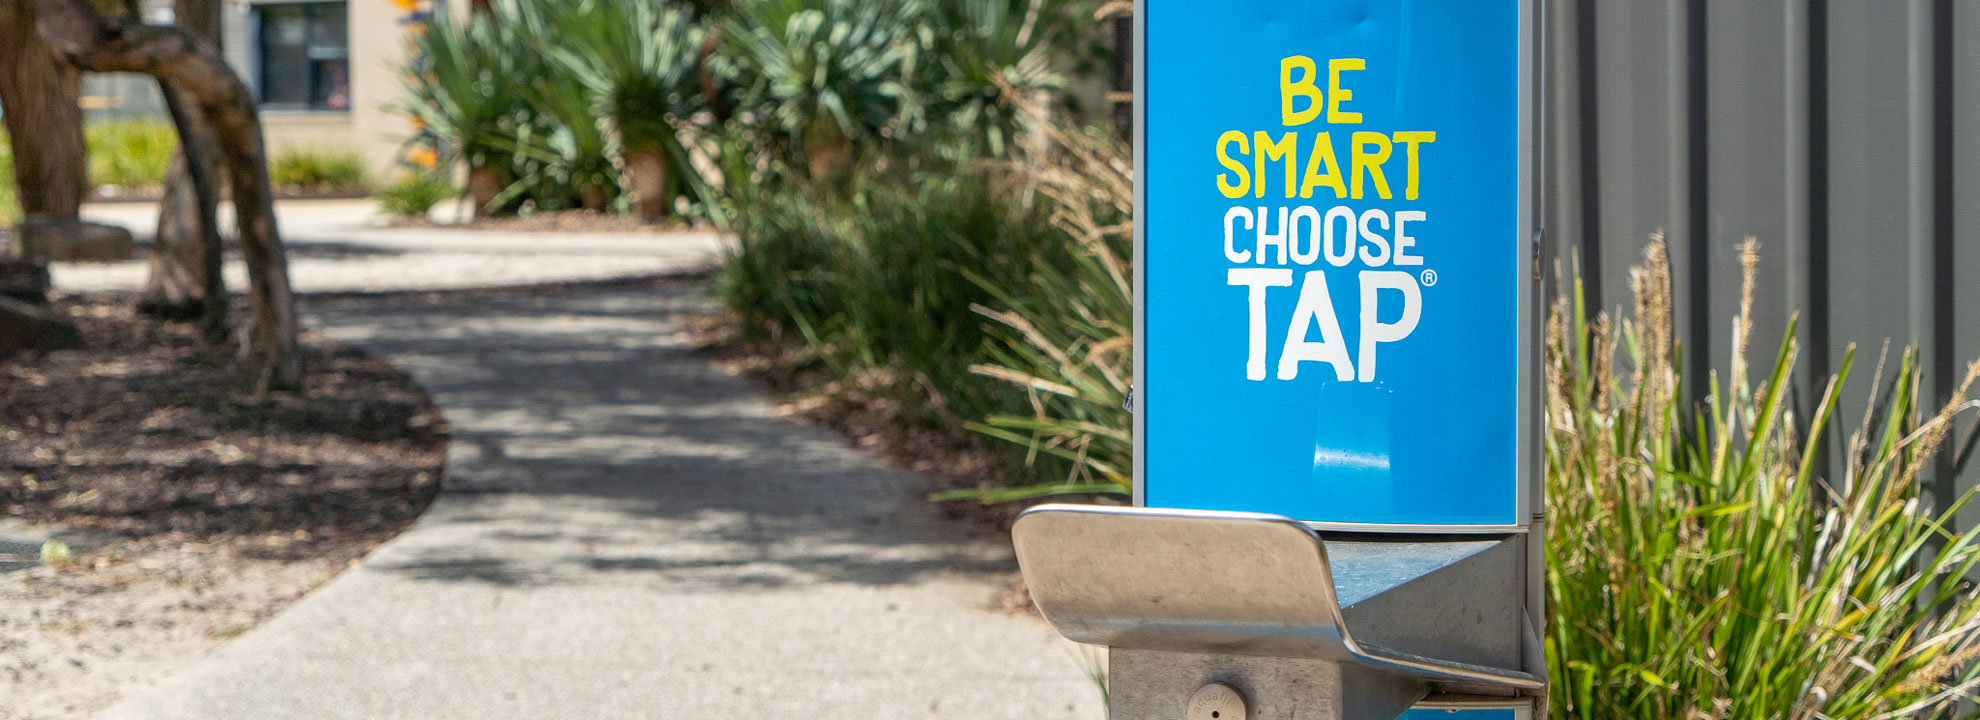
[716,169,1073,429]
[270,148,370,193]
[916,0,1077,162]
[2,121,179,204]
[725,0,926,178]
[85,120,176,190]
[373,174,455,219]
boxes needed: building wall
[1544,0,1980,531]
[348,0,416,174]
[259,110,358,159]
[80,73,168,121]
[74,0,422,178]
[221,0,426,177]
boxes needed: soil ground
[0,294,446,719]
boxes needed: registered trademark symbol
[1420,269,1439,286]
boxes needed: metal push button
[1186,683,1247,720]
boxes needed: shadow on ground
[302,279,1013,593]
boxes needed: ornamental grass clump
[962,104,1134,498]
[1545,240,1980,719]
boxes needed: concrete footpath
[65,199,724,293]
[99,280,1100,718]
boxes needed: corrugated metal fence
[1542,0,1980,530]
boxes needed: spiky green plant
[530,0,701,151]
[524,0,720,221]
[918,0,1071,161]
[726,0,925,179]
[394,8,528,182]
[491,56,620,213]
[1545,240,1980,719]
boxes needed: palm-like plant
[727,0,924,180]
[395,8,530,211]
[920,0,1069,161]
[528,0,711,221]
[496,66,619,213]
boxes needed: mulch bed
[1,294,445,556]
[0,293,446,719]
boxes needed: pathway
[62,199,724,293]
[97,278,1100,717]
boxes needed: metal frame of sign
[1130,0,1544,536]
[1406,697,1536,720]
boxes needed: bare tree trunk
[34,0,301,391]
[140,126,227,338]
[0,0,88,225]
[467,163,501,214]
[625,148,669,222]
[138,0,226,343]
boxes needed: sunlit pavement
[97,280,1102,719]
[61,198,726,294]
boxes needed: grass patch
[373,173,455,219]
[5,123,372,202]
[270,148,370,194]
[1,130,18,226]
[0,172,17,227]
[86,120,177,191]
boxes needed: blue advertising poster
[1141,0,1526,527]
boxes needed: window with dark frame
[253,1,350,111]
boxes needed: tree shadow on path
[303,278,1015,593]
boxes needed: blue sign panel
[1140,0,1527,527]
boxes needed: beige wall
[236,0,431,180]
[346,0,420,177]
[260,111,357,158]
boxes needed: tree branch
[34,0,301,391]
